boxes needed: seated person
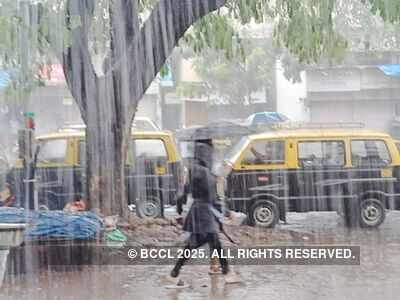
[249,142,283,164]
[0,184,16,207]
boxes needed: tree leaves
[1,0,400,105]
[273,0,347,64]
[184,13,243,60]
[364,0,400,23]
[188,40,275,105]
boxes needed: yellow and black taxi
[221,129,400,228]
[5,130,184,217]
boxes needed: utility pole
[19,0,36,210]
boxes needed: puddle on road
[1,212,400,300]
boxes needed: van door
[229,139,288,216]
[350,139,394,206]
[127,138,170,217]
[35,138,75,210]
[293,139,347,212]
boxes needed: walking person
[169,138,239,286]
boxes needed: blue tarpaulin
[378,65,400,78]
[0,208,104,240]
[0,70,10,89]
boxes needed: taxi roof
[36,130,172,140]
[247,129,391,140]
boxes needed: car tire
[359,198,386,228]
[136,195,162,218]
[248,199,279,228]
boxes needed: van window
[80,139,168,165]
[225,136,249,164]
[132,139,168,159]
[37,139,68,164]
[242,140,285,165]
[351,140,391,167]
[298,141,345,167]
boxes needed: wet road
[2,211,400,300]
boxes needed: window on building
[37,139,68,164]
[242,140,285,165]
[298,140,345,167]
[351,140,391,167]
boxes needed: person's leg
[209,256,220,274]
[170,233,208,278]
[208,234,241,283]
[207,233,229,274]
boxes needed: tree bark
[61,0,226,217]
[85,77,128,218]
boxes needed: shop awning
[378,64,400,78]
[0,70,11,90]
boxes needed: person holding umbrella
[168,138,240,286]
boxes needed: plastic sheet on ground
[0,207,103,240]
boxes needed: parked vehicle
[245,112,289,129]
[220,128,400,228]
[4,130,183,217]
[59,117,160,133]
[176,121,256,165]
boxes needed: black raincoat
[179,141,222,234]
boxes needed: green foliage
[335,0,400,51]
[184,14,244,60]
[0,0,54,106]
[364,0,400,23]
[1,0,400,107]
[225,0,269,24]
[186,39,275,105]
[176,82,208,98]
[184,0,272,60]
[273,0,347,64]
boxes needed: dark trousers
[171,232,229,277]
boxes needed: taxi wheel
[359,198,385,228]
[136,195,161,218]
[249,200,279,228]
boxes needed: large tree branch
[107,0,141,133]
[62,0,98,123]
[133,0,226,103]
[105,0,140,73]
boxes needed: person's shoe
[224,271,242,284]
[208,257,221,275]
[170,268,179,278]
[221,264,229,275]
[208,266,222,275]
[165,276,188,289]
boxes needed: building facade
[305,52,400,138]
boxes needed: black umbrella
[176,121,256,141]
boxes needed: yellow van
[5,130,183,217]
[222,129,400,228]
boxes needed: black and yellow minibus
[4,130,184,217]
[221,129,400,228]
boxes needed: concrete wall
[276,60,309,121]
[306,66,400,134]
[310,100,396,132]
[28,85,80,134]
[26,85,160,134]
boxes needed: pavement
[2,211,400,300]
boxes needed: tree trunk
[61,0,227,218]
[84,80,129,218]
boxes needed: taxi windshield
[224,136,250,164]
